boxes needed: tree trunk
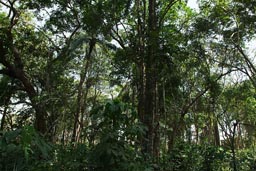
[0,37,47,135]
[72,72,85,143]
[0,92,11,131]
[72,38,95,143]
[0,102,9,131]
[214,118,220,146]
[22,74,47,135]
[137,62,145,128]
[231,122,238,171]
[142,0,159,160]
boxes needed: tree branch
[181,69,236,117]
[110,29,126,49]
[0,1,11,8]
[7,0,19,29]
[235,44,256,75]
[0,39,13,69]
[159,0,180,26]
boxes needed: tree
[0,3,48,134]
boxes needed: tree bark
[142,0,159,160]
[0,37,47,135]
[0,97,10,131]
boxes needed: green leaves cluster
[0,126,51,171]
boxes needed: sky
[187,0,199,11]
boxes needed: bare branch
[0,1,11,8]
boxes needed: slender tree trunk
[61,125,66,145]
[72,72,85,143]
[137,62,145,127]
[135,0,146,125]
[0,93,11,131]
[231,122,238,171]
[0,102,9,131]
[214,118,220,146]
[72,38,95,143]
[154,84,161,161]
[211,96,220,146]
[134,0,147,152]
[143,61,156,157]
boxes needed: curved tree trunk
[0,37,47,135]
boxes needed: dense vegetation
[0,0,256,170]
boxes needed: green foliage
[236,148,256,171]
[0,12,9,28]
[89,99,147,171]
[0,126,52,171]
[3,131,256,171]
[40,144,89,171]
[111,48,133,86]
[161,142,230,171]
